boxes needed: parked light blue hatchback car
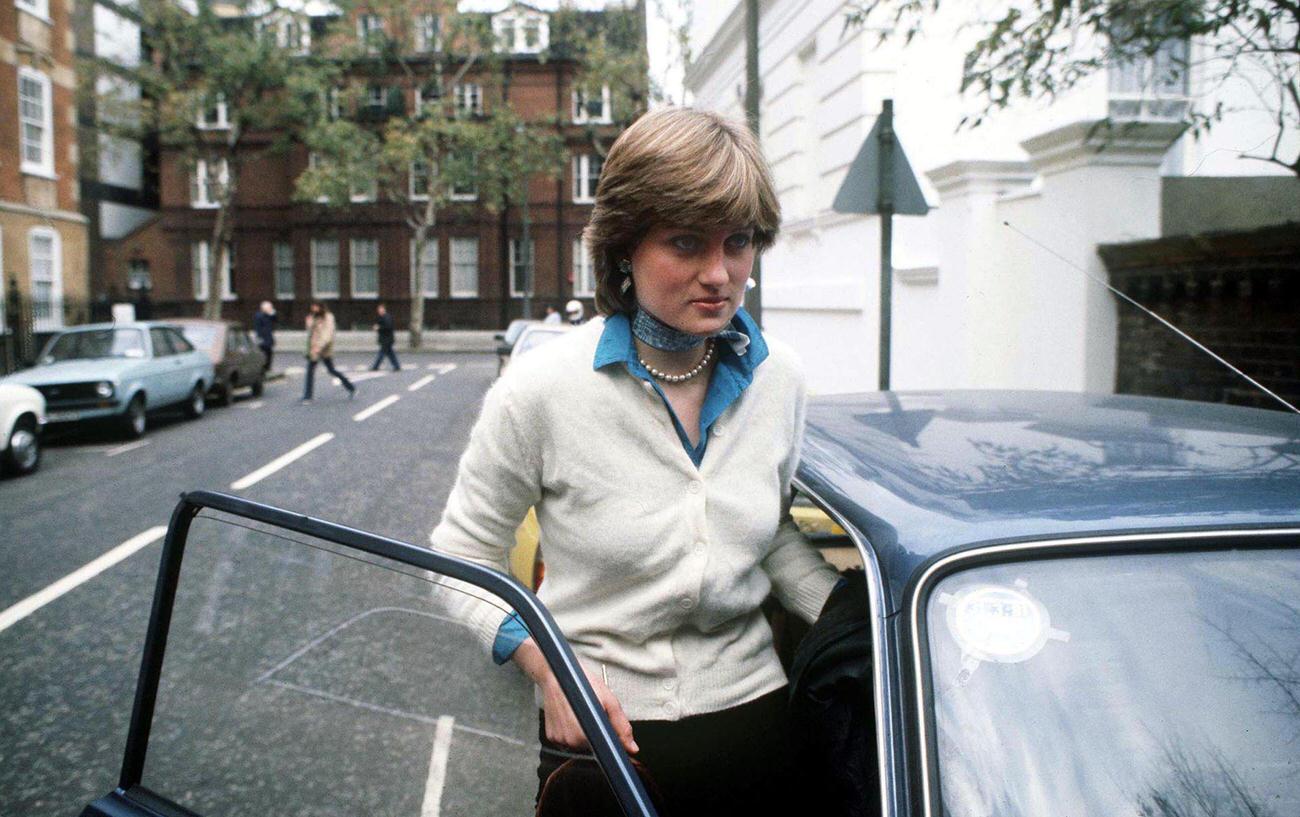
[1,322,215,438]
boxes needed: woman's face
[629,224,755,336]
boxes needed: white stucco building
[685,2,1297,395]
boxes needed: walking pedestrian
[253,300,277,373]
[564,299,585,325]
[428,107,836,817]
[301,301,355,403]
[543,305,562,325]
[370,303,400,371]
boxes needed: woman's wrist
[512,637,553,687]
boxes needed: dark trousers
[259,345,273,373]
[536,687,796,817]
[370,342,400,371]
[302,356,353,399]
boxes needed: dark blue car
[83,391,1300,817]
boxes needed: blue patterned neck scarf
[631,306,753,357]
[632,306,706,351]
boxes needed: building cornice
[927,159,1037,199]
[684,1,748,92]
[1021,119,1187,176]
[0,200,89,224]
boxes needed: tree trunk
[205,202,228,321]
[408,196,439,350]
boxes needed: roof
[797,390,1300,609]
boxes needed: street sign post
[832,100,928,390]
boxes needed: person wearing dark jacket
[370,303,400,371]
[253,301,277,373]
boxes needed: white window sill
[573,196,595,205]
[350,197,376,204]
[351,292,379,300]
[16,8,52,25]
[196,124,231,132]
[410,193,430,202]
[312,292,340,299]
[191,202,220,209]
[450,194,478,202]
[450,292,478,299]
[21,165,58,181]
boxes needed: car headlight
[96,381,114,398]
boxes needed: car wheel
[250,375,264,397]
[184,383,206,419]
[214,375,232,407]
[2,416,41,476]
[121,395,147,439]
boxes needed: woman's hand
[513,638,639,755]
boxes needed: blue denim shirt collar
[593,307,769,468]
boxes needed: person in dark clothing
[253,301,277,373]
[370,303,400,371]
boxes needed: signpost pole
[878,99,895,391]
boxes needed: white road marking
[426,363,458,374]
[408,375,436,392]
[353,394,399,422]
[285,366,304,375]
[236,400,264,410]
[422,716,456,817]
[0,526,168,635]
[230,433,334,490]
[104,440,150,457]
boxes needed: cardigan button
[662,678,677,691]
[678,596,695,610]
[687,481,702,495]
[712,424,723,436]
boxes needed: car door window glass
[150,328,175,356]
[168,329,195,354]
[137,509,637,816]
[923,548,1300,817]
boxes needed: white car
[0,382,45,476]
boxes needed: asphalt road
[0,353,545,817]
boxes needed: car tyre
[2,415,41,476]
[184,383,206,419]
[121,395,147,439]
[214,375,233,407]
[250,375,264,398]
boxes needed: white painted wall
[686,0,1293,396]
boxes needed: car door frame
[82,490,658,817]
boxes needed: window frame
[357,14,384,52]
[572,84,612,125]
[449,237,479,299]
[16,0,50,20]
[196,95,229,131]
[18,67,55,178]
[28,227,63,332]
[414,13,442,52]
[509,238,534,298]
[191,240,235,302]
[190,158,229,209]
[454,83,482,117]
[273,241,295,299]
[409,160,432,201]
[350,238,380,299]
[311,238,341,298]
[572,154,601,204]
[572,237,595,297]
[410,238,439,298]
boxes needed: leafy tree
[86,0,329,319]
[549,1,651,157]
[296,0,564,346]
[846,0,1300,175]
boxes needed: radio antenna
[1003,220,1300,416]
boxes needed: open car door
[80,490,657,817]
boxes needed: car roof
[797,390,1300,607]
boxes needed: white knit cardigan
[429,319,839,721]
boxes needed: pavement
[272,330,500,353]
[0,353,542,817]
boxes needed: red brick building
[110,2,642,331]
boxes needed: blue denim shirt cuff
[491,611,531,665]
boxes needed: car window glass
[180,325,220,351]
[138,510,634,816]
[924,547,1300,817]
[149,328,175,356]
[168,329,195,353]
[43,329,146,361]
[241,331,255,352]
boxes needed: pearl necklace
[639,339,714,384]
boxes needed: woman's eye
[671,235,700,252]
[726,233,753,250]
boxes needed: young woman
[429,108,837,816]
[301,301,355,403]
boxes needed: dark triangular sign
[832,116,929,216]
